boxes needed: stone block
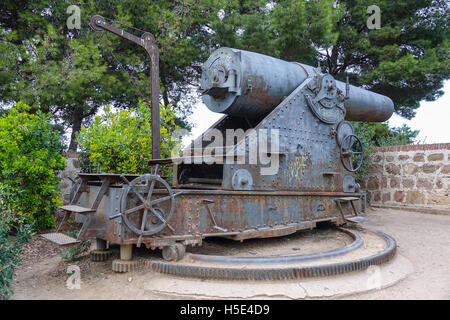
[369,164,383,175]
[382,192,391,202]
[417,178,433,190]
[427,153,444,161]
[427,194,450,205]
[402,178,415,189]
[385,155,394,162]
[373,191,381,202]
[398,154,409,161]
[406,191,425,204]
[422,164,438,174]
[385,163,401,175]
[403,163,419,175]
[367,176,380,190]
[390,177,400,188]
[413,153,425,162]
[393,191,404,203]
[441,165,450,175]
[381,176,388,188]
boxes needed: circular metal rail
[148,229,396,281]
[189,228,363,265]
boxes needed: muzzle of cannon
[200,47,394,122]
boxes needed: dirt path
[10,208,450,300]
[343,208,450,300]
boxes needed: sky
[185,80,450,145]
[387,80,450,144]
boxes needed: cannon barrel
[200,47,394,122]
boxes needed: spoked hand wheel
[340,134,364,172]
[112,174,177,247]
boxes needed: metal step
[41,232,80,245]
[336,197,360,201]
[345,216,369,223]
[59,205,96,214]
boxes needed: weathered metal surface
[148,229,397,280]
[90,15,161,160]
[74,185,361,247]
[40,233,79,245]
[189,228,363,265]
[71,37,396,262]
[200,47,394,122]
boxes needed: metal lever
[345,76,350,100]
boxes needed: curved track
[189,228,363,265]
[148,229,396,280]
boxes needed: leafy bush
[353,122,419,182]
[58,240,91,262]
[0,102,66,229]
[77,101,180,175]
[0,204,34,300]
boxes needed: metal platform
[59,205,96,214]
[41,232,80,245]
[346,216,370,223]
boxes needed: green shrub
[0,205,34,300]
[0,102,66,229]
[58,240,90,262]
[77,100,180,175]
[353,122,419,182]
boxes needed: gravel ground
[343,208,450,300]
[10,207,450,300]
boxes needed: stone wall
[365,143,450,207]
[58,152,81,204]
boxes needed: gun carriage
[48,16,394,269]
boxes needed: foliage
[0,204,34,300]
[1,1,448,150]
[353,122,419,181]
[323,0,450,119]
[77,101,180,175]
[58,240,90,262]
[0,102,66,229]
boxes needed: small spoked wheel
[119,174,175,247]
[340,134,364,172]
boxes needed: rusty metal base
[147,229,396,280]
[112,259,139,273]
[90,250,112,262]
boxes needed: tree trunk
[68,110,83,151]
[161,75,170,106]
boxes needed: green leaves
[1,0,448,149]
[352,121,419,181]
[0,103,65,230]
[328,0,450,118]
[77,101,181,175]
[0,196,34,300]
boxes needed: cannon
[45,17,395,271]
